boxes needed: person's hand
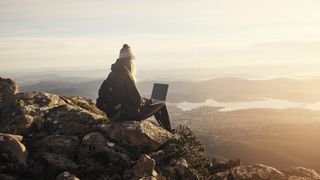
[146,98,153,105]
[142,98,153,105]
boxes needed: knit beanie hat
[119,44,135,60]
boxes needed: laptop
[151,83,169,102]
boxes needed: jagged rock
[130,154,158,179]
[79,132,107,159]
[79,132,131,163]
[1,91,107,135]
[43,103,105,136]
[0,78,18,109]
[42,152,78,171]
[139,176,157,180]
[61,96,105,116]
[55,171,80,180]
[148,149,168,162]
[18,92,66,110]
[101,120,175,154]
[0,173,16,180]
[216,164,286,180]
[14,92,67,133]
[211,158,242,173]
[170,165,199,180]
[0,133,27,166]
[168,158,199,180]
[37,135,80,158]
[0,78,30,134]
[40,152,79,180]
[77,132,132,179]
[0,133,23,142]
[283,167,320,179]
[177,158,189,167]
[77,148,132,180]
[20,92,106,135]
[0,104,30,134]
[287,176,310,180]
[0,113,32,135]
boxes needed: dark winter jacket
[96,60,142,119]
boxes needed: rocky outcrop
[37,135,80,158]
[0,90,106,136]
[101,120,176,154]
[55,171,79,180]
[1,77,320,180]
[213,164,320,180]
[130,154,158,179]
[0,133,27,166]
[215,164,285,179]
[167,158,199,180]
[283,167,320,179]
[0,77,18,109]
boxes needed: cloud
[1,0,320,70]
[250,41,320,52]
[251,41,306,49]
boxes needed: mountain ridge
[19,77,320,103]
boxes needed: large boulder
[42,98,106,137]
[283,167,320,179]
[41,152,79,178]
[211,158,242,173]
[215,164,286,180]
[78,132,132,162]
[77,132,132,179]
[18,92,106,136]
[0,133,27,166]
[0,78,28,134]
[78,132,107,159]
[0,78,25,134]
[42,152,79,170]
[0,91,107,136]
[101,120,175,154]
[0,78,18,109]
[0,173,16,180]
[130,154,158,179]
[37,135,80,158]
[0,107,31,135]
[55,171,79,180]
[167,158,199,180]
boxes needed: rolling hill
[21,77,320,103]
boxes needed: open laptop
[151,83,169,102]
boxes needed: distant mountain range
[21,79,103,100]
[21,77,320,103]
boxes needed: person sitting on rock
[96,44,172,131]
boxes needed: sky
[1,0,320,72]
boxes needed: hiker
[96,44,172,131]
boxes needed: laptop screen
[151,83,169,101]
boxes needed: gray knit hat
[119,44,135,60]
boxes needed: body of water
[175,98,320,112]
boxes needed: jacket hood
[111,60,128,72]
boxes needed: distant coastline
[174,98,320,112]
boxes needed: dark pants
[121,102,172,131]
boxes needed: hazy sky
[1,0,320,71]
